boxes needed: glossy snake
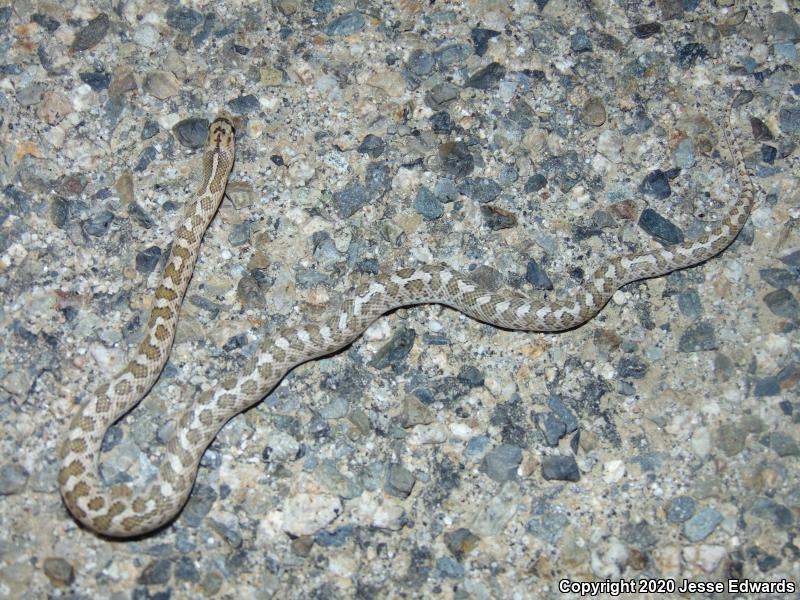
[59,93,755,537]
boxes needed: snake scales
[59,93,755,537]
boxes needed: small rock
[426,82,460,110]
[481,205,517,230]
[617,355,647,379]
[683,507,722,542]
[535,413,566,447]
[437,557,465,579]
[407,49,434,76]
[173,118,209,149]
[370,327,415,369]
[457,366,484,387]
[779,107,800,135]
[357,134,385,158]
[768,12,800,42]
[638,208,684,245]
[135,246,161,274]
[79,70,110,91]
[639,169,671,199]
[763,289,799,321]
[678,320,717,352]
[666,495,696,523]
[760,432,800,457]
[181,484,217,528]
[414,187,444,220]
[464,62,506,90]
[481,444,522,482]
[570,29,593,53]
[430,111,452,134]
[165,6,203,33]
[32,13,61,33]
[228,95,260,114]
[82,210,114,237]
[72,13,110,51]
[581,97,606,127]
[458,177,501,203]
[444,528,479,560]
[138,560,172,585]
[283,493,342,536]
[750,117,774,141]
[439,141,474,177]
[385,463,415,498]
[471,28,500,57]
[0,464,29,494]
[676,43,708,68]
[144,70,180,100]
[633,22,663,39]
[525,258,553,290]
[399,396,434,428]
[42,558,74,586]
[324,11,364,36]
[524,174,547,193]
[37,91,72,126]
[333,181,368,218]
[541,455,580,482]
[128,202,155,229]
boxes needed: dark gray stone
[683,507,722,542]
[407,49,434,76]
[541,455,580,481]
[324,11,364,36]
[779,107,800,134]
[414,187,444,220]
[458,177,501,203]
[357,134,385,158]
[639,169,671,199]
[173,118,209,149]
[32,13,61,33]
[749,497,793,529]
[633,22,662,39]
[665,495,696,523]
[134,146,158,172]
[128,202,155,229]
[436,557,465,579]
[430,111,452,134]
[0,463,29,494]
[165,6,203,33]
[142,120,160,140]
[526,258,553,290]
[370,327,415,369]
[439,141,473,177]
[181,484,217,527]
[464,62,506,90]
[676,43,708,69]
[82,210,114,237]
[639,208,684,245]
[768,12,800,42]
[333,181,368,218]
[135,246,161,274]
[79,70,110,91]
[763,288,799,321]
[570,29,592,52]
[315,524,355,547]
[434,44,471,68]
[481,205,517,230]
[227,95,260,114]
[443,528,479,559]
[536,413,566,446]
[137,559,172,585]
[426,82,460,110]
[385,463,415,498]
[471,28,500,56]
[678,320,717,352]
[617,355,648,379]
[72,13,110,51]
[481,444,522,481]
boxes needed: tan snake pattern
[59,93,755,537]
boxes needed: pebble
[79,70,110,91]
[399,395,434,428]
[37,91,72,126]
[665,495,696,523]
[434,43,471,68]
[536,412,566,447]
[570,29,593,53]
[165,6,204,33]
[457,177,501,203]
[633,22,663,39]
[426,82,460,110]
[138,559,172,585]
[42,558,74,586]
[541,455,580,482]
[283,493,342,536]
[172,117,209,150]
[524,174,547,193]
[639,169,671,199]
[0,463,28,495]
[750,117,774,141]
[430,111,452,134]
[676,42,708,68]
[181,484,217,528]
[678,320,717,352]
[228,94,260,114]
[760,432,800,457]
[135,246,161,274]
[370,327,415,369]
[683,507,722,542]
[385,463,416,498]
[548,152,585,192]
[72,13,110,51]
[82,210,114,237]
[778,107,800,134]
[333,181,368,218]
[471,28,500,57]
[581,97,606,127]
[472,481,520,536]
[617,355,647,379]
[414,187,443,220]
[443,528,479,560]
[357,134,385,158]
[439,141,474,177]
[437,557,465,579]
[457,365,484,387]
[768,12,800,42]
[481,444,522,482]
[638,208,684,245]
[481,205,517,230]
[407,49,434,76]
[763,289,799,321]
[324,11,364,36]
[749,497,793,530]
[32,13,60,33]
[144,70,180,100]
[464,62,506,90]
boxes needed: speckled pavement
[0,1,798,598]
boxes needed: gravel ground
[0,1,798,598]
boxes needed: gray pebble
[135,146,158,172]
[464,62,506,90]
[430,111,452,134]
[481,205,517,230]
[135,246,161,274]
[779,107,800,134]
[526,258,553,290]
[638,208,684,245]
[457,365,484,387]
[228,222,251,246]
[633,22,663,39]
[436,557,464,579]
[0,463,29,494]
[357,134,385,158]
[333,181,368,218]
[548,396,578,433]
[42,557,74,585]
[399,395,434,428]
[0,6,10,27]
[165,6,203,33]
[750,117,774,141]
[72,13,110,51]
[535,413,566,447]
[677,289,703,320]
[481,444,522,482]
[172,118,208,149]
[639,169,671,199]
[672,137,695,169]
[526,501,570,544]
[465,434,490,460]
[768,12,800,42]
[444,528,479,559]
[365,162,391,198]
[228,95,260,114]
[181,483,217,527]
[457,177,501,203]
[760,432,800,457]
[138,559,172,585]
[617,355,648,379]
[50,197,69,229]
[324,11,364,36]
[581,97,606,126]
[541,454,580,482]
[570,29,593,53]
[434,43,471,68]
[548,151,585,192]
[524,175,547,196]
[208,518,243,548]
[426,82,460,110]
[128,202,155,229]
[370,327,415,369]
[665,495,696,523]
[319,396,348,420]
[174,556,200,582]
[471,28,500,57]
[749,497,793,530]
[678,320,717,352]
[434,178,458,202]
[763,288,799,321]
[82,210,114,237]
[16,82,47,107]
[79,70,110,91]
[498,165,518,185]
[385,463,415,498]
[142,120,160,140]
[407,49,434,76]
[676,43,708,69]
[683,507,722,542]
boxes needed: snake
[58,92,755,537]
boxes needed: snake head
[207,114,235,157]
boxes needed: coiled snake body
[59,96,755,537]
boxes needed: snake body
[59,95,755,537]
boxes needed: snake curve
[59,93,756,537]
